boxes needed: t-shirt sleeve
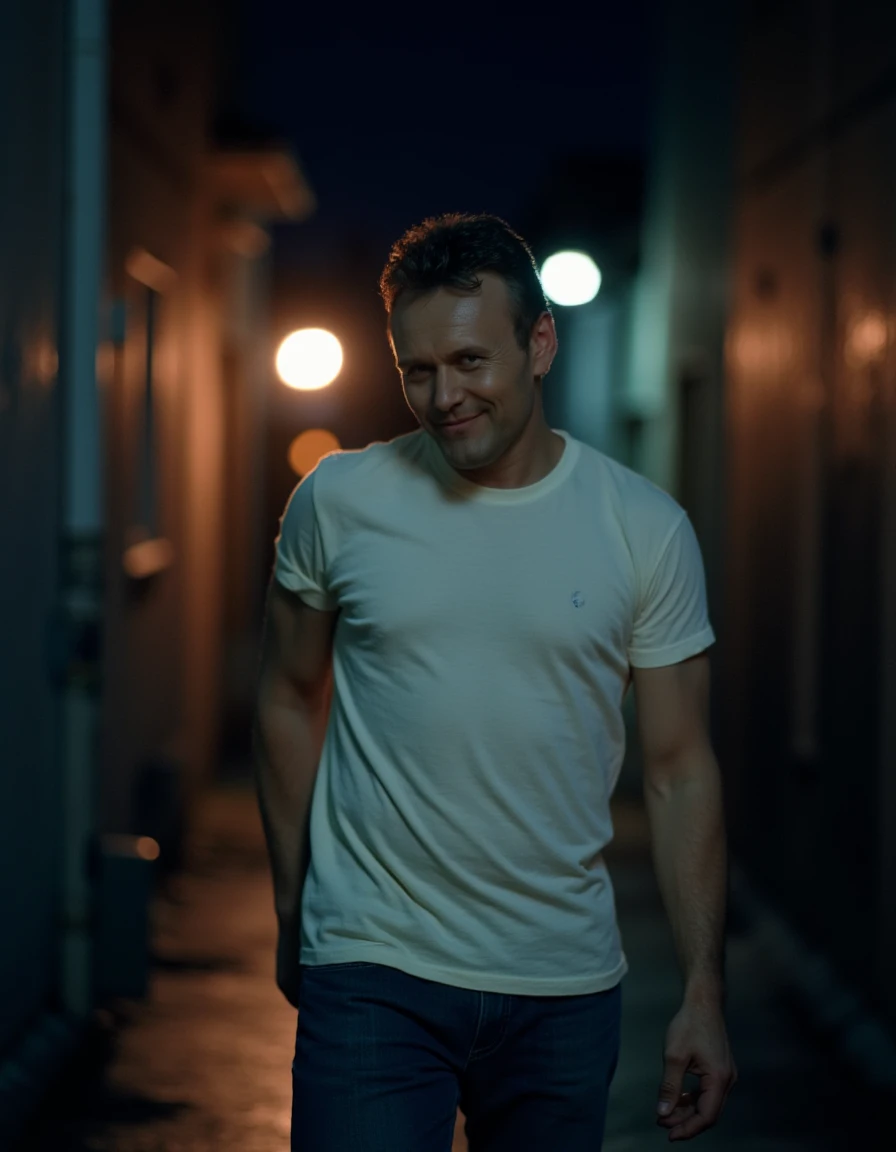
[273,466,338,611]
[628,511,715,668]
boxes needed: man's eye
[461,355,482,367]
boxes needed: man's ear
[530,311,558,378]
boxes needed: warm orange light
[728,321,794,377]
[122,536,175,580]
[288,429,341,477]
[845,311,889,369]
[26,335,58,388]
[135,836,161,861]
[125,247,177,293]
[276,328,343,390]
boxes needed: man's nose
[431,367,465,412]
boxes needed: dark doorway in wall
[676,365,715,543]
[675,361,725,760]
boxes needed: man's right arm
[252,578,338,1004]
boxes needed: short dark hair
[379,212,550,350]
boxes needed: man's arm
[253,579,338,1006]
[634,652,726,999]
[632,651,737,1141]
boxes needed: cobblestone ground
[18,782,890,1151]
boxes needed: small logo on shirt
[571,591,586,608]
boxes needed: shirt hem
[273,572,336,611]
[628,626,716,669]
[299,944,629,997]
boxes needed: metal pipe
[58,0,107,1018]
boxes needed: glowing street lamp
[276,328,343,390]
[288,428,341,477]
[540,251,602,307]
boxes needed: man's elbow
[642,739,720,801]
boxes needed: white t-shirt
[274,427,715,996]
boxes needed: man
[254,212,736,1151]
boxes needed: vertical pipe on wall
[879,240,896,1021]
[790,0,834,771]
[58,0,107,1017]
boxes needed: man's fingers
[654,1092,700,1128]
[655,1091,698,1129]
[668,1076,726,1141]
[657,1053,688,1117]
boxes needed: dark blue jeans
[291,961,622,1152]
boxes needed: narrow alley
[17,783,888,1152]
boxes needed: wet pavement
[17,781,891,1151]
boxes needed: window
[120,248,176,580]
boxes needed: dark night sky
[237,7,660,268]
[232,5,661,473]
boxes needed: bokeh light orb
[540,251,602,307]
[288,428,342,477]
[276,328,343,390]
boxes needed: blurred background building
[722,0,896,1046]
[0,0,311,1130]
[526,0,896,1066]
[2,0,896,1140]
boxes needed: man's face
[389,272,556,475]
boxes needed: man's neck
[461,424,565,490]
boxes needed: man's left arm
[632,652,738,1142]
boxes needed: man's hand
[656,997,737,1141]
[276,918,302,1008]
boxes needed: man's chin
[438,440,493,472]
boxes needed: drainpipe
[57,0,107,1018]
